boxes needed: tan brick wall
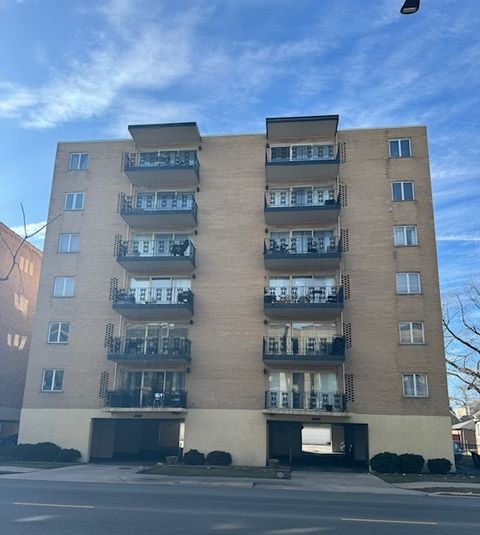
[339,126,449,416]
[21,123,450,456]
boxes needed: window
[42,369,64,392]
[396,273,421,294]
[399,321,425,344]
[389,138,411,158]
[58,233,80,253]
[69,153,89,170]
[48,322,70,343]
[392,181,415,201]
[403,373,428,397]
[53,277,75,297]
[394,225,417,246]
[64,192,84,210]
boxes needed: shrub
[56,448,81,462]
[370,452,400,473]
[7,443,34,461]
[183,449,205,465]
[427,458,452,474]
[7,442,62,462]
[206,450,232,466]
[398,453,425,474]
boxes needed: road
[0,479,478,534]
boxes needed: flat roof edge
[128,122,198,130]
[266,115,339,124]
[339,124,426,132]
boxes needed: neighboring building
[19,116,453,466]
[0,223,42,439]
[452,406,480,452]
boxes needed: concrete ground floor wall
[18,409,454,466]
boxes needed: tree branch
[0,210,62,282]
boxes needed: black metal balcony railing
[265,391,346,412]
[117,239,196,261]
[266,144,338,163]
[114,287,193,306]
[120,194,197,215]
[109,336,191,360]
[263,336,345,359]
[265,192,339,209]
[264,286,343,305]
[105,389,187,409]
[123,150,199,171]
[264,237,341,256]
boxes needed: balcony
[266,115,339,142]
[265,145,340,184]
[263,336,345,364]
[128,122,200,148]
[116,239,195,274]
[108,336,191,364]
[264,391,347,414]
[123,150,199,187]
[264,237,341,271]
[119,194,197,230]
[113,287,194,321]
[105,389,187,411]
[264,286,343,320]
[264,194,340,225]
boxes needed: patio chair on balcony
[116,290,135,304]
[171,240,190,256]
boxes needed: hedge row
[0,442,81,463]
[183,449,232,466]
[370,452,452,474]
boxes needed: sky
[0,0,479,297]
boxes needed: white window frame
[41,369,64,392]
[58,233,80,253]
[399,321,425,344]
[389,138,412,158]
[394,225,418,246]
[48,321,70,344]
[53,276,75,297]
[64,192,84,211]
[391,181,415,201]
[403,373,428,397]
[68,153,89,171]
[396,272,421,294]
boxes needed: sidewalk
[0,464,417,495]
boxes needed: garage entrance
[90,418,184,462]
[267,421,368,470]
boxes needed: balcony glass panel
[270,145,335,162]
[268,187,336,208]
[265,234,338,255]
[106,370,187,408]
[124,150,198,169]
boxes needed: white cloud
[0,0,201,128]
[437,234,480,243]
[9,221,47,241]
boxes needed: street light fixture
[400,0,420,14]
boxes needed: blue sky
[1,0,479,295]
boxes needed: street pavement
[0,477,479,534]
[0,464,415,494]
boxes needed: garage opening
[90,418,184,462]
[268,421,368,471]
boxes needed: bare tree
[443,282,480,398]
[0,204,61,282]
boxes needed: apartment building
[19,116,453,466]
[0,223,42,439]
